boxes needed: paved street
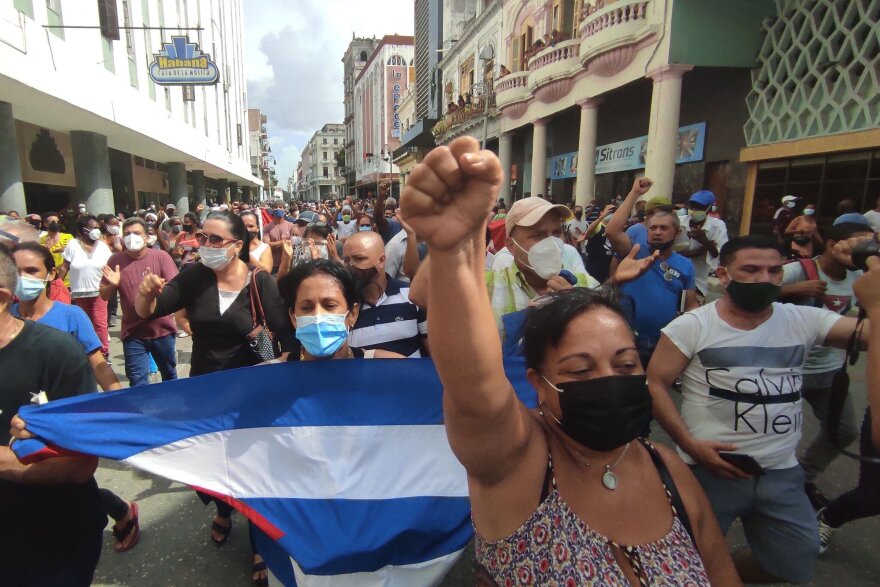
[92,319,880,587]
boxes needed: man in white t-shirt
[781,222,873,509]
[679,190,728,295]
[863,195,880,232]
[336,205,358,242]
[647,235,866,585]
[564,205,588,254]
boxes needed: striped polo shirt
[349,275,427,357]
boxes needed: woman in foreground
[401,137,740,586]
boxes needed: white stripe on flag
[265,549,465,587]
[124,425,468,500]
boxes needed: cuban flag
[13,358,536,586]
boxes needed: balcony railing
[527,39,580,72]
[494,70,531,113]
[579,0,656,75]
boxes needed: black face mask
[48,221,60,232]
[349,265,379,289]
[574,212,583,219]
[248,230,260,240]
[547,374,652,452]
[725,279,780,313]
[636,210,646,220]
[649,240,674,253]
[792,235,811,246]
[183,224,194,233]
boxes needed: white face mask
[123,233,145,251]
[785,201,796,209]
[200,244,235,270]
[107,225,120,235]
[146,234,158,246]
[513,236,563,280]
[87,228,102,241]
[804,208,815,216]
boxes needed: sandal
[112,502,140,552]
[211,516,232,545]
[252,559,269,587]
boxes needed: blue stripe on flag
[14,358,535,462]
[243,496,472,575]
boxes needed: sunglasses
[195,232,237,247]
[307,221,328,228]
[659,261,674,282]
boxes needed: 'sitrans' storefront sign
[546,122,707,179]
[149,37,219,86]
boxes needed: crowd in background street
[1,135,880,586]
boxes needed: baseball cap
[645,196,673,212]
[781,195,799,204]
[688,190,716,207]
[165,203,176,210]
[833,213,870,227]
[505,197,571,236]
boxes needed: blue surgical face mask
[15,275,48,301]
[295,313,349,357]
[359,225,372,232]
[273,209,285,218]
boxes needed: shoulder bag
[247,269,280,362]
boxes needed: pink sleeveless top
[474,441,710,587]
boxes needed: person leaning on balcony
[499,64,511,77]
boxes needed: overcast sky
[244,1,415,188]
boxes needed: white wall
[0,0,257,184]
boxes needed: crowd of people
[1,134,880,586]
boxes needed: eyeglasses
[195,232,237,247]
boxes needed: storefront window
[752,150,877,232]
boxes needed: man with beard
[646,235,867,584]
[606,178,699,367]
[342,231,427,357]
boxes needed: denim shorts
[691,464,819,584]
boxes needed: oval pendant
[602,470,618,490]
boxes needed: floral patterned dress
[475,441,710,587]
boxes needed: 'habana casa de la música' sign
[149,36,219,86]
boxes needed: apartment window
[323,151,328,160]
[460,55,475,97]
[122,0,137,87]
[323,167,329,178]
[323,138,327,144]
[13,0,34,18]
[46,0,64,39]
[333,138,338,145]
[98,0,120,40]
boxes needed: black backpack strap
[638,438,696,550]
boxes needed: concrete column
[70,131,114,215]
[192,170,206,208]
[644,64,692,198]
[167,163,189,214]
[217,179,228,204]
[575,98,602,208]
[0,102,26,214]
[229,181,239,202]
[498,132,513,202]
[530,118,548,197]
[241,185,252,203]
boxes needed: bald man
[342,232,428,357]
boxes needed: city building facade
[431,0,504,149]
[352,35,414,200]
[248,108,274,201]
[738,0,880,234]
[342,35,381,195]
[0,0,260,215]
[488,0,774,230]
[298,123,345,201]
